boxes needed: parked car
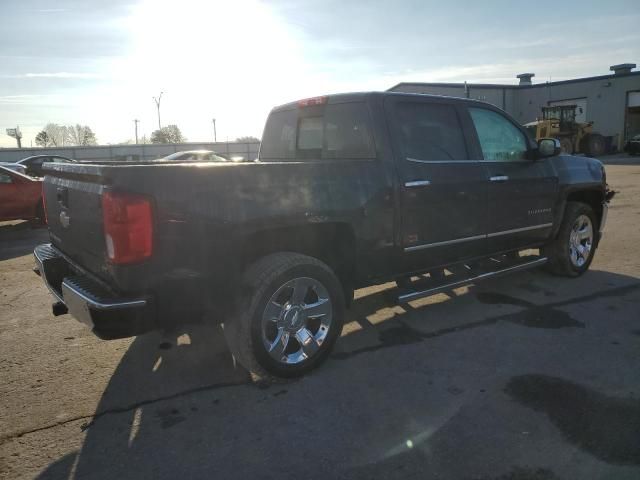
[161,150,229,162]
[0,162,28,175]
[0,166,44,223]
[624,134,640,155]
[34,92,613,378]
[9,155,76,178]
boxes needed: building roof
[388,70,640,92]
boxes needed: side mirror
[537,138,561,159]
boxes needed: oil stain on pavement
[505,374,640,465]
[476,292,584,329]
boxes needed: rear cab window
[260,100,376,161]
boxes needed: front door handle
[405,180,431,188]
[489,175,509,182]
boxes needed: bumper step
[397,254,548,303]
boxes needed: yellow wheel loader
[524,105,606,156]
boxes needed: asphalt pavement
[1,160,639,480]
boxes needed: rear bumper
[34,243,155,339]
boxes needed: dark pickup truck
[35,92,614,378]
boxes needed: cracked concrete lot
[1,158,639,480]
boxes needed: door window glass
[395,102,468,161]
[0,173,12,184]
[260,109,297,159]
[469,108,528,161]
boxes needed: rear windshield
[260,102,376,160]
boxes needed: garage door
[549,98,588,123]
[628,91,640,108]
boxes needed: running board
[397,256,548,303]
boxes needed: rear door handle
[489,175,509,182]
[405,180,431,188]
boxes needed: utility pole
[212,118,217,142]
[134,119,139,144]
[153,91,164,129]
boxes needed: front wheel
[559,137,573,154]
[583,134,606,157]
[224,253,345,379]
[543,202,597,277]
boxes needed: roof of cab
[270,91,493,112]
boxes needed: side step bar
[398,256,548,303]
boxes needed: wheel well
[566,189,603,227]
[238,223,356,296]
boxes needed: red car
[0,166,45,223]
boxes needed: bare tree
[38,123,69,147]
[151,125,185,144]
[67,125,97,146]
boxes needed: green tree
[151,125,185,144]
[35,131,50,147]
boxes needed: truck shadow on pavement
[0,221,49,261]
[36,269,640,479]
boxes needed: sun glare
[106,0,313,142]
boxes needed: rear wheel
[224,252,345,379]
[543,202,597,277]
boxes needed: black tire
[223,252,345,379]
[542,202,598,277]
[559,137,573,154]
[582,133,605,157]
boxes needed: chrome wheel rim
[261,277,332,365]
[569,214,593,268]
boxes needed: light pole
[153,91,164,129]
[134,119,139,144]
[212,118,217,142]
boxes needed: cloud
[23,72,101,79]
[0,72,101,79]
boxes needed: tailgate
[43,165,109,279]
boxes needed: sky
[0,0,638,148]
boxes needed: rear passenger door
[385,97,488,273]
[465,107,557,253]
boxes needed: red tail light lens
[102,191,153,264]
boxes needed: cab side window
[395,102,468,161]
[0,172,13,184]
[469,108,527,162]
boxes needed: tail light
[102,191,153,264]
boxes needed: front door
[466,106,557,253]
[385,97,488,274]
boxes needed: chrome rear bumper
[34,243,154,339]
